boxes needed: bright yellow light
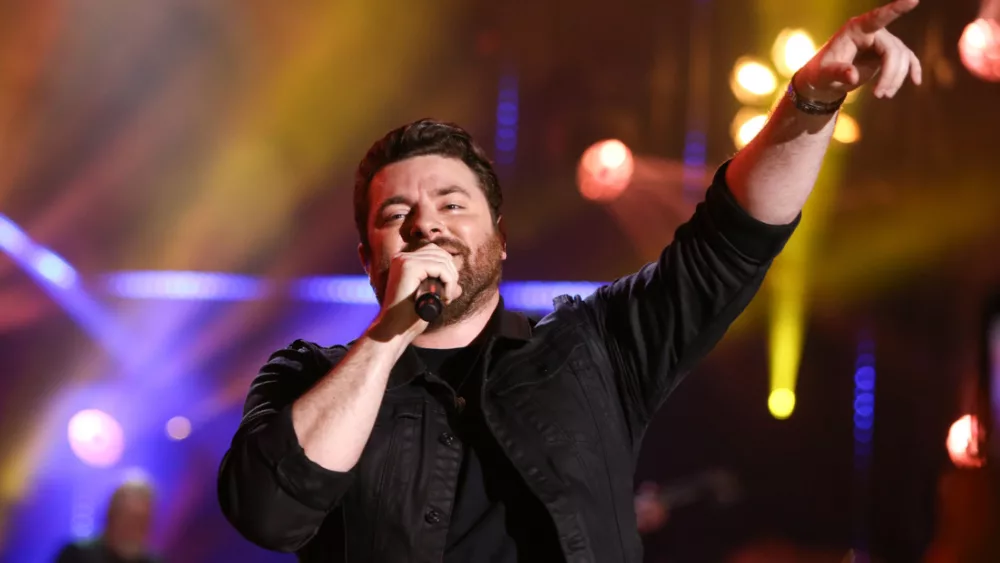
[768,389,796,419]
[833,113,861,144]
[731,58,778,103]
[731,109,768,149]
[773,29,817,78]
[769,263,805,420]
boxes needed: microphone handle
[415,277,444,322]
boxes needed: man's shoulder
[287,338,349,361]
[54,539,102,562]
[267,338,349,368]
[512,295,601,348]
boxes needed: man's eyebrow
[374,186,471,218]
[432,185,472,198]
[375,195,410,217]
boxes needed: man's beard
[374,233,504,329]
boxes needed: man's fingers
[909,49,923,85]
[417,263,461,303]
[883,36,910,96]
[857,0,919,34]
[396,251,460,299]
[827,62,861,90]
[872,33,904,96]
[841,64,861,87]
[410,243,453,260]
[406,250,461,303]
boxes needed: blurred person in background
[634,468,742,535]
[217,1,923,560]
[635,482,671,535]
[54,479,160,563]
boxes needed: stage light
[852,341,877,453]
[772,29,817,78]
[731,109,768,149]
[105,271,267,301]
[500,282,603,311]
[731,58,778,104]
[854,392,875,418]
[165,416,192,441]
[0,214,30,254]
[959,18,1000,82]
[104,271,604,312]
[947,414,985,468]
[494,73,519,165]
[293,276,376,304]
[854,365,875,391]
[67,409,125,468]
[29,249,78,289]
[833,113,861,144]
[768,388,796,419]
[0,215,79,289]
[577,139,635,202]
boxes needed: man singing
[218,2,921,560]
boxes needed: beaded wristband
[787,73,846,115]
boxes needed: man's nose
[408,208,443,241]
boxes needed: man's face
[361,154,506,327]
[104,492,152,560]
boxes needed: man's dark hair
[354,119,503,249]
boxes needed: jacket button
[424,509,442,524]
[438,432,457,447]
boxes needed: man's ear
[497,216,507,261]
[358,243,371,275]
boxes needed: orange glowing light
[947,414,985,468]
[577,139,635,202]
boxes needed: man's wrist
[365,312,421,348]
[789,71,847,113]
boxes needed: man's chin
[432,284,500,329]
[427,302,471,330]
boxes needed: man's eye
[384,213,407,222]
[444,204,462,211]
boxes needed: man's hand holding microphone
[367,242,463,343]
[290,241,465,472]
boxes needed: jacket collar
[387,297,531,389]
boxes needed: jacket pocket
[369,401,423,558]
[344,399,424,560]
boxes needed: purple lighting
[104,271,269,301]
[102,271,604,312]
[0,213,131,360]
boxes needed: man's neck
[412,291,500,349]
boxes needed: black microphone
[415,277,444,322]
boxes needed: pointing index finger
[857,0,919,34]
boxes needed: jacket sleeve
[585,161,799,432]
[217,340,354,552]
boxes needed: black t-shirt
[415,338,563,563]
[54,540,160,563]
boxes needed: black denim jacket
[218,163,798,562]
